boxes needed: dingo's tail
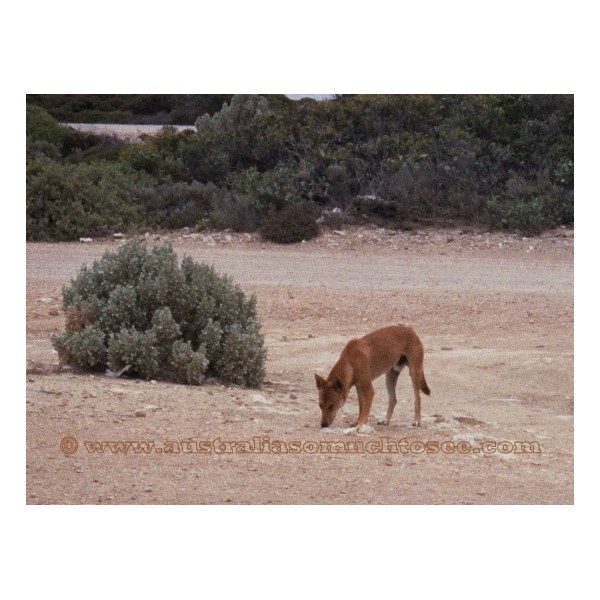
[421,374,431,396]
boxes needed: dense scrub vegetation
[26,94,235,125]
[27,94,573,240]
[52,241,267,387]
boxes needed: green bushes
[209,193,261,232]
[26,104,69,149]
[229,165,302,212]
[140,180,225,230]
[487,193,573,235]
[26,104,123,162]
[53,326,107,370]
[195,94,269,134]
[487,173,574,234]
[260,203,320,243]
[26,158,145,241]
[26,94,574,239]
[52,241,266,387]
[27,94,237,125]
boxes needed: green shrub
[26,139,62,160]
[174,131,231,184]
[228,165,302,212]
[487,172,573,234]
[52,325,107,370]
[65,142,123,164]
[107,328,160,379]
[209,192,261,232]
[210,323,265,387]
[151,307,182,361]
[64,130,124,163]
[487,195,549,234]
[26,158,145,241]
[26,104,69,149]
[170,340,208,385]
[195,94,269,133]
[52,241,266,387]
[552,159,574,189]
[260,203,320,243]
[119,143,164,175]
[27,94,234,125]
[140,180,224,230]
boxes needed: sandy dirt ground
[26,226,573,504]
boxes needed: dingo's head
[315,374,346,427]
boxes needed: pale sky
[286,94,335,101]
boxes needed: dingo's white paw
[377,418,390,426]
[412,420,421,427]
[356,424,376,434]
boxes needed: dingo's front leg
[355,383,374,432]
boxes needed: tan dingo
[315,325,430,431]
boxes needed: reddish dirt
[26,226,573,504]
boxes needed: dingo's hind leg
[409,366,424,426]
[378,369,400,425]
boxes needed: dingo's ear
[333,377,343,392]
[315,374,327,389]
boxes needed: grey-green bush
[107,328,160,380]
[195,94,269,134]
[170,340,208,385]
[52,241,266,387]
[52,325,107,370]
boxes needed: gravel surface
[66,122,196,142]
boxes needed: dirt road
[26,227,574,504]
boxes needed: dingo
[315,325,430,431]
